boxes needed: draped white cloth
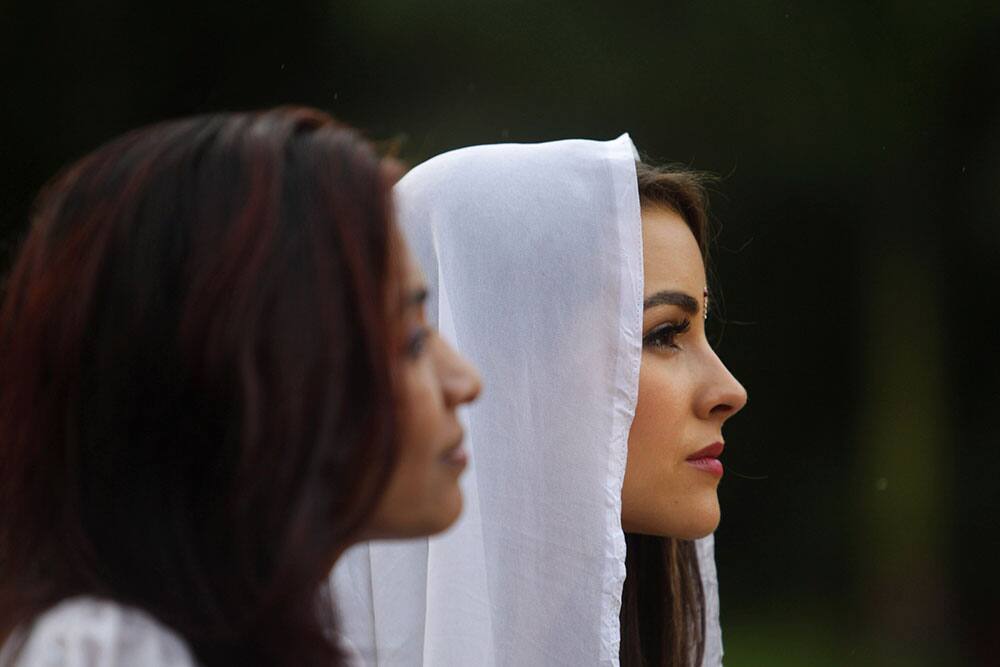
[333,135,723,666]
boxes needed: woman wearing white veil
[333,135,746,666]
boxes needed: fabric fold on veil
[332,135,723,666]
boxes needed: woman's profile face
[365,242,482,539]
[622,207,747,540]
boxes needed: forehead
[640,207,705,294]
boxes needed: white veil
[332,135,723,666]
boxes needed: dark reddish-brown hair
[620,162,714,667]
[0,107,402,665]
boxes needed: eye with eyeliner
[642,319,691,350]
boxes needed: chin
[641,495,720,541]
[677,496,721,540]
[675,515,720,540]
[366,486,464,540]
[418,486,464,537]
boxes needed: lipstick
[686,442,724,478]
[441,442,468,470]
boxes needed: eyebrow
[643,290,699,314]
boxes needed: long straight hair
[0,108,402,665]
[619,162,715,667]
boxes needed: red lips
[686,442,724,478]
[686,442,724,460]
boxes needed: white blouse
[1,596,363,666]
[0,597,196,666]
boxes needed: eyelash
[642,319,691,350]
[406,327,432,358]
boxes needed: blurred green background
[2,2,998,665]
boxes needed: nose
[436,339,482,408]
[699,348,747,421]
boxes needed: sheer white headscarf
[332,135,723,666]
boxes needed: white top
[1,596,364,667]
[0,597,196,667]
[333,135,723,665]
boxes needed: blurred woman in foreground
[0,107,480,666]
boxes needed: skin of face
[621,206,748,540]
[365,242,482,539]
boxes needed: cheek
[366,364,460,538]
[398,363,444,455]
[630,362,686,457]
[623,359,721,538]
[394,359,462,502]
[370,380,444,537]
